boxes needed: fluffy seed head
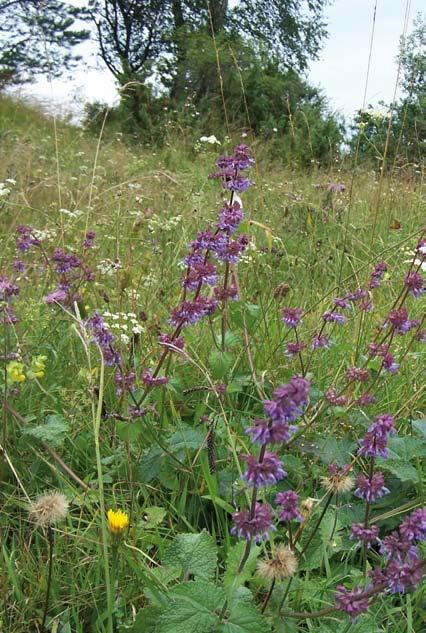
[321,464,354,494]
[29,492,68,527]
[257,545,298,581]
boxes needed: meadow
[0,95,424,633]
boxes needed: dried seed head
[274,283,290,300]
[300,497,315,517]
[257,545,298,582]
[321,472,354,494]
[29,492,68,527]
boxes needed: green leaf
[137,445,164,483]
[167,425,205,453]
[223,542,260,596]
[209,350,234,380]
[142,506,167,528]
[412,419,426,438]
[219,587,271,633]
[157,580,225,633]
[379,459,419,483]
[387,436,426,460]
[129,604,163,632]
[23,414,69,448]
[162,532,218,580]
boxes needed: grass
[0,94,424,632]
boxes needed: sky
[15,0,425,121]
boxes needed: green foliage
[0,0,89,89]
[157,580,225,632]
[162,532,218,580]
[23,414,69,449]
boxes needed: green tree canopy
[0,0,89,89]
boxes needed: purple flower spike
[335,586,369,619]
[369,261,387,288]
[404,271,424,297]
[311,334,330,350]
[354,472,389,502]
[380,531,419,562]
[263,376,310,424]
[386,308,419,335]
[400,507,426,542]
[285,341,307,358]
[282,307,303,328]
[169,296,218,327]
[217,201,244,233]
[322,311,347,324]
[241,452,287,487]
[350,523,380,546]
[142,368,169,387]
[231,502,274,544]
[245,418,294,445]
[276,490,304,522]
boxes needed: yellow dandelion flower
[107,509,129,535]
[6,360,26,383]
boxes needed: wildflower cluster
[232,375,309,543]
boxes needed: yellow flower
[6,361,26,383]
[28,355,47,379]
[107,509,129,535]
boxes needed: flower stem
[41,526,54,631]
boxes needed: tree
[0,0,89,90]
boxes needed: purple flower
[245,418,294,445]
[114,370,135,396]
[0,276,19,300]
[404,271,424,297]
[214,285,239,301]
[356,393,377,406]
[369,261,387,289]
[322,311,347,324]
[325,387,348,406]
[83,230,96,249]
[263,376,310,424]
[217,201,244,233]
[358,414,395,458]
[382,353,399,373]
[44,286,68,305]
[354,472,389,502]
[223,175,251,193]
[334,297,349,309]
[285,341,307,358]
[1,305,18,325]
[158,333,185,350]
[335,586,369,619]
[383,556,424,594]
[213,234,250,263]
[241,452,287,487]
[346,288,368,303]
[311,334,330,349]
[350,523,380,546]
[13,259,25,272]
[380,532,419,561]
[399,507,426,542]
[142,368,169,387]
[128,405,147,419]
[16,225,41,252]
[346,367,370,382]
[182,262,218,290]
[86,313,119,365]
[282,307,303,328]
[276,490,304,522]
[51,248,81,274]
[169,296,218,327]
[386,308,419,335]
[328,182,346,192]
[231,502,274,544]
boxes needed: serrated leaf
[379,459,419,483]
[162,532,218,580]
[167,425,205,453]
[219,587,271,633]
[142,506,167,528]
[130,605,163,632]
[24,414,69,448]
[223,542,260,596]
[387,436,426,460]
[137,445,164,483]
[209,350,234,380]
[157,580,224,633]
